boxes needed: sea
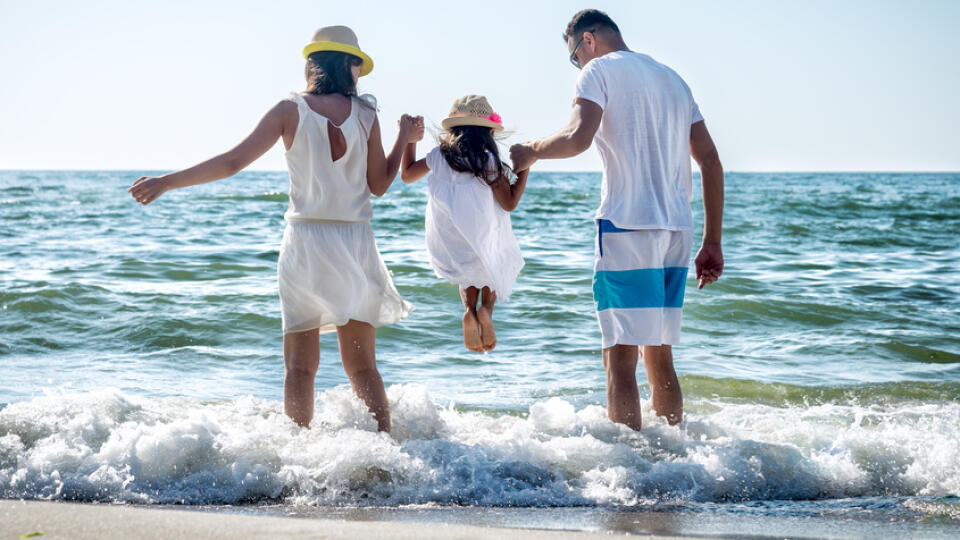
[1,170,958,538]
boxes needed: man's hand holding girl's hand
[509,142,538,173]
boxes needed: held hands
[509,142,538,173]
[694,242,724,289]
[128,176,170,206]
[398,114,425,144]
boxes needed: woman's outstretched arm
[129,100,295,205]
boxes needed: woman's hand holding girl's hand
[128,176,170,206]
[398,114,425,143]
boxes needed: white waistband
[286,217,368,225]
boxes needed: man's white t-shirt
[575,50,703,231]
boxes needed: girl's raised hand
[398,114,425,143]
[128,176,169,206]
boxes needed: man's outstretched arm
[690,120,724,289]
[509,98,602,171]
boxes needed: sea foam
[0,385,957,506]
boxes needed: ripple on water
[0,171,958,406]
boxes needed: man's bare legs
[476,286,497,351]
[460,286,483,352]
[283,329,320,427]
[642,344,683,425]
[337,319,390,432]
[282,321,391,432]
[603,344,684,430]
[603,345,643,430]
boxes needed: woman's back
[284,92,377,223]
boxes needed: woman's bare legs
[460,286,483,352]
[337,319,390,432]
[283,329,320,427]
[477,286,497,351]
[642,344,683,425]
[602,344,643,430]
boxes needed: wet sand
[1,500,711,539]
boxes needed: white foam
[0,386,957,505]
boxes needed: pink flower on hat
[486,113,502,124]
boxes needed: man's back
[510,8,724,430]
[575,51,703,231]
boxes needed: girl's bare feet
[462,311,483,352]
[477,305,496,351]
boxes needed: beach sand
[1,500,712,540]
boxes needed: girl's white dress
[278,92,412,334]
[424,147,524,302]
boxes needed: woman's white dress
[277,92,412,334]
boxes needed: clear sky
[1,0,958,172]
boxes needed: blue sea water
[1,170,959,538]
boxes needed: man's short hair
[563,9,621,43]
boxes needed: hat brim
[302,41,374,77]
[441,116,504,132]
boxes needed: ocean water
[1,170,959,538]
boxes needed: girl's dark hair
[305,50,363,97]
[438,125,506,185]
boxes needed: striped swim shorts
[593,220,693,348]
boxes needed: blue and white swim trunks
[593,220,693,348]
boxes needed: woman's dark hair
[438,125,506,185]
[305,50,363,96]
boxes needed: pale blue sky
[1,0,957,172]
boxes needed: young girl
[400,95,528,353]
[128,26,421,432]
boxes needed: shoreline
[0,500,714,540]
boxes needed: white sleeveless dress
[278,92,412,334]
[424,148,524,302]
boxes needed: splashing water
[1,384,957,509]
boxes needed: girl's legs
[336,319,391,432]
[283,329,320,427]
[477,286,497,351]
[460,286,483,352]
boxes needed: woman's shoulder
[266,97,300,125]
[352,93,378,133]
[353,93,378,109]
[284,91,308,106]
[352,93,378,120]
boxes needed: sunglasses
[568,29,595,69]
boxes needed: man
[510,9,724,430]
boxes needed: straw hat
[302,26,374,77]
[441,95,504,132]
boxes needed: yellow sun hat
[302,26,374,77]
[441,95,504,132]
